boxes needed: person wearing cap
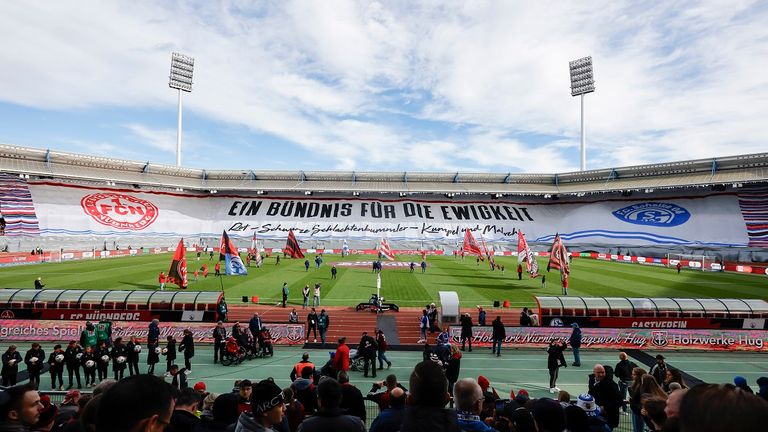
[0,382,43,430]
[568,323,582,367]
[318,309,330,347]
[649,354,667,386]
[2,345,23,387]
[290,353,316,382]
[236,378,285,432]
[24,343,45,388]
[193,381,209,411]
[296,377,364,432]
[169,388,203,432]
[237,380,253,414]
[63,341,83,390]
[57,389,81,426]
[574,393,611,431]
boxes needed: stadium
[2,2,768,430]
[1,143,767,431]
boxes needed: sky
[0,0,767,174]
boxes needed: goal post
[666,253,723,272]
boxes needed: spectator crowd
[2,336,768,432]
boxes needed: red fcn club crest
[81,193,159,230]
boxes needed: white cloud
[0,1,766,173]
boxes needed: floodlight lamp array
[169,52,195,92]
[569,56,595,96]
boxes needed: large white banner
[25,182,749,246]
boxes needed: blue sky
[0,1,767,173]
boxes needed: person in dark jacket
[49,344,66,390]
[111,337,129,381]
[400,360,460,432]
[165,336,177,373]
[459,313,473,352]
[179,329,195,373]
[147,319,161,374]
[520,307,532,327]
[588,364,622,430]
[1,345,23,386]
[212,321,227,364]
[126,336,141,376]
[445,345,462,398]
[615,352,637,413]
[491,316,505,357]
[358,331,379,378]
[25,342,45,388]
[168,364,189,390]
[81,346,97,387]
[296,377,364,432]
[338,372,366,424]
[168,388,202,432]
[95,341,110,382]
[376,329,391,370]
[649,355,668,386]
[305,309,319,343]
[547,339,567,393]
[370,387,406,432]
[569,323,582,366]
[64,340,83,389]
[292,367,318,415]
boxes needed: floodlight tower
[569,56,595,171]
[168,52,195,166]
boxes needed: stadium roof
[1,143,767,196]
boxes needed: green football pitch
[0,253,765,307]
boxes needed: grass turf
[0,253,765,308]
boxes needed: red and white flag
[481,235,495,266]
[517,231,539,277]
[547,233,570,275]
[167,239,188,289]
[379,238,395,261]
[462,229,484,260]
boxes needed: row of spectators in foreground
[1,360,767,432]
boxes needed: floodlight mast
[169,52,194,166]
[569,56,595,171]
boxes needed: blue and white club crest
[612,202,690,227]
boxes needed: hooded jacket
[234,412,276,432]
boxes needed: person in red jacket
[158,272,166,291]
[201,264,209,278]
[332,337,350,374]
[376,329,392,370]
[214,262,222,277]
